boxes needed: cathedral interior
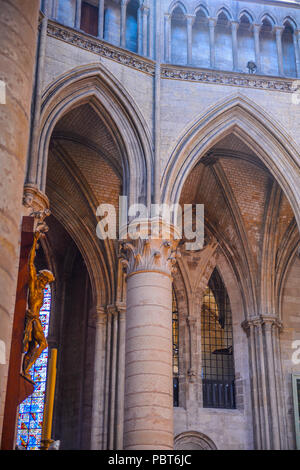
[1,0,300,451]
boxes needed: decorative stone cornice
[47,21,155,76]
[119,219,180,278]
[161,65,295,93]
[47,20,296,93]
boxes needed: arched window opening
[171,7,187,65]
[104,0,121,46]
[57,0,76,27]
[126,0,139,53]
[215,12,233,71]
[237,14,255,72]
[80,0,99,36]
[201,269,235,409]
[192,9,210,68]
[173,288,179,407]
[260,18,277,75]
[282,23,297,77]
[16,284,52,450]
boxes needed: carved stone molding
[161,65,295,93]
[119,219,180,277]
[47,21,155,76]
[47,21,296,93]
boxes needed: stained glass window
[172,288,179,407]
[16,284,52,450]
[201,269,235,409]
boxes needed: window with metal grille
[201,269,235,409]
[172,288,179,407]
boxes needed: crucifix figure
[22,231,55,381]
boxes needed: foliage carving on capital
[120,237,180,277]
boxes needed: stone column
[186,15,195,66]
[27,14,48,187]
[0,0,40,440]
[231,21,239,71]
[253,24,261,74]
[108,304,118,450]
[115,302,126,449]
[121,221,179,450]
[275,26,284,76]
[137,7,143,55]
[75,0,82,29]
[242,315,285,450]
[262,318,281,449]
[164,14,172,63]
[120,0,127,48]
[91,307,107,450]
[293,30,300,77]
[208,18,216,69]
[142,6,149,57]
[98,0,105,39]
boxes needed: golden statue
[22,231,55,381]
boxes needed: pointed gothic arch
[161,94,300,232]
[34,63,153,209]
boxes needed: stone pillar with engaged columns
[120,220,179,450]
[242,315,288,450]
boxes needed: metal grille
[201,269,235,409]
[172,288,179,407]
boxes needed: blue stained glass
[16,284,52,450]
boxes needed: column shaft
[253,24,261,73]
[186,16,194,66]
[124,271,173,450]
[120,2,127,48]
[115,305,126,449]
[275,27,284,76]
[209,18,216,69]
[98,0,105,39]
[91,309,107,450]
[293,31,300,77]
[231,21,238,71]
[75,0,82,29]
[164,14,171,63]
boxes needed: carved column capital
[208,17,217,28]
[106,304,119,316]
[119,219,180,278]
[94,306,107,326]
[23,184,51,233]
[242,315,283,332]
